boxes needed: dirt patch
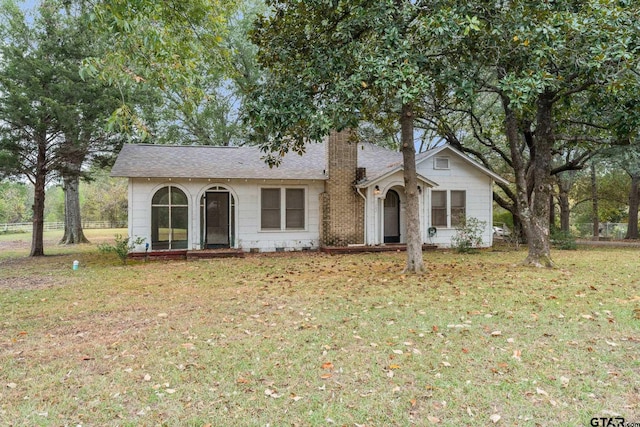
[0,239,30,251]
[0,276,65,291]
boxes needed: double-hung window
[431,190,466,228]
[261,188,305,230]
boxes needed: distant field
[1,239,639,425]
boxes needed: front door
[205,192,230,248]
[384,190,400,243]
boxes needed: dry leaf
[321,362,334,370]
[389,364,401,370]
[427,415,441,424]
[491,331,502,336]
[7,382,17,389]
[512,349,522,360]
[490,414,501,423]
[392,349,403,355]
[143,374,151,381]
[290,393,303,402]
[264,388,281,398]
[165,388,176,394]
[236,377,250,384]
[442,361,452,367]
[320,373,332,379]
[536,387,549,396]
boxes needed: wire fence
[1,221,127,234]
[573,223,628,240]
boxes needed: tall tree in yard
[442,0,640,266]
[247,1,473,273]
[0,1,121,254]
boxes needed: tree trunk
[522,94,554,267]
[557,172,573,233]
[502,92,554,267]
[60,168,89,245]
[591,163,599,240]
[549,194,556,231]
[30,138,47,257]
[625,173,639,239]
[400,103,425,273]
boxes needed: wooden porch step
[186,249,245,260]
[320,244,437,255]
[128,249,245,261]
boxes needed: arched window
[151,186,188,250]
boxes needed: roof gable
[415,144,509,185]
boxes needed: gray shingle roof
[109,141,503,186]
[110,143,329,180]
[110,141,409,182]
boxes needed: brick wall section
[321,129,364,246]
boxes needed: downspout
[356,187,367,245]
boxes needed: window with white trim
[151,186,189,249]
[431,190,466,228]
[434,157,450,169]
[261,188,306,230]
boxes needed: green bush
[550,229,577,250]
[451,217,487,253]
[98,234,146,265]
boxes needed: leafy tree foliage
[0,181,31,224]
[84,0,239,138]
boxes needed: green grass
[1,234,639,425]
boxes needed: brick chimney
[320,129,364,246]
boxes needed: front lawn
[1,243,639,426]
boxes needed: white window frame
[260,186,307,231]
[430,189,466,229]
[434,157,450,170]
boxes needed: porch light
[374,185,381,196]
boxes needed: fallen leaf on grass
[321,362,334,370]
[264,388,281,398]
[512,349,522,360]
[490,414,501,423]
[320,373,332,379]
[7,382,17,389]
[290,393,303,402]
[536,387,549,396]
[491,331,502,336]
[389,364,401,370]
[427,415,441,424]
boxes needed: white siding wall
[128,178,324,252]
[362,149,495,248]
[417,150,494,247]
